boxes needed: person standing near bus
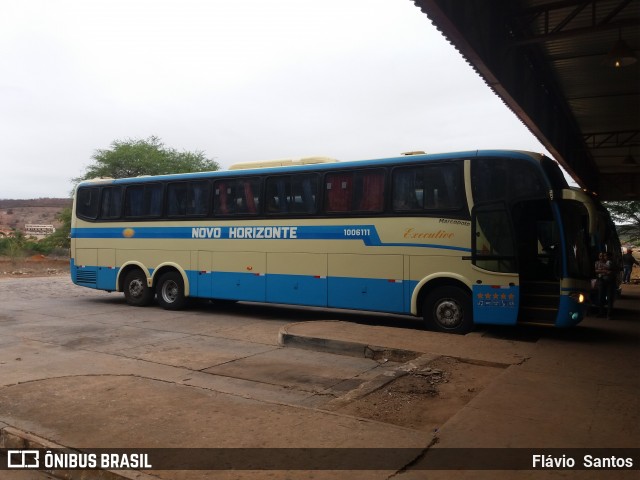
[595,252,612,317]
[622,248,639,284]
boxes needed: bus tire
[423,286,473,334]
[123,270,154,307]
[156,271,187,310]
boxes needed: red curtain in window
[244,181,256,213]
[216,183,228,214]
[326,174,351,212]
[357,172,384,211]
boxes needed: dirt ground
[334,356,504,433]
[0,255,70,278]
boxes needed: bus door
[471,202,520,325]
[511,199,563,325]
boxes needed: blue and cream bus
[71,150,595,334]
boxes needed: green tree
[604,201,640,244]
[74,135,219,183]
[64,136,219,251]
[6,230,27,264]
[41,206,72,250]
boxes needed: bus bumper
[556,293,589,327]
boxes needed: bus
[563,187,623,298]
[70,150,595,334]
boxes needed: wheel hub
[435,299,462,328]
[129,279,144,298]
[161,281,179,303]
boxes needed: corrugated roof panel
[414,0,639,199]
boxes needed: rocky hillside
[0,198,71,235]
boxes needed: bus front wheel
[123,270,154,307]
[423,286,472,334]
[156,271,187,310]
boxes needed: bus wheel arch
[119,264,154,307]
[415,277,473,334]
[152,264,190,311]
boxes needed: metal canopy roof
[414,0,640,200]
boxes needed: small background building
[24,224,56,239]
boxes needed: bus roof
[77,149,545,187]
[228,156,338,170]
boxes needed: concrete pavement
[0,277,638,479]
[281,290,639,447]
[281,285,640,479]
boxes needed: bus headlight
[569,292,585,304]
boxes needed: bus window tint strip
[75,162,469,222]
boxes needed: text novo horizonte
[192,226,298,239]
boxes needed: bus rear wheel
[156,271,187,310]
[123,270,154,307]
[423,286,472,334]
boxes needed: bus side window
[423,169,443,209]
[147,184,163,217]
[423,166,463,210]
[355,170,385,212]
[77,187,100,220]
[125,186,142,217]
[167,183,188,216]
[266,175,316,215]
[266,177,288,214]
[241,180,255,214]
[188,181,210,216]
[214,179,259,216]
[100,186,122,219]
[125,184,163,218]
[293,174,318,214]
[392,167,422,211]
[213,181,231,215]
[307,178,318,213]
[325,173,352,212]
[234,178,260,215]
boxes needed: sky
[0,0,553,199]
